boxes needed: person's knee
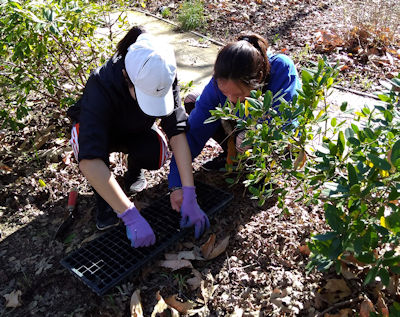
[184,92,200,115]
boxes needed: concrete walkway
[126,10,382,111]
[125,11,221,91]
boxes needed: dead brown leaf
[62,151,73,165]
[164,253,178,260]
[299,244,310,256]
[187,305,210,317]
[376,292,389,317]
[293,149,306,170]
[201,234,230,260]
[341,262,359,280]
[319,279,351,304]
[152,291,179,317]
[130,289,143,317]
[33,125,55,150]
[0,161,12,172]
[159,259,193,271]
[200,273,218,304]
[201,234,216,259]
[187,269,203,290]
[387,275,399,295]
[228,307,244,316]
[359,297,375,317]
[164,295,194,314]
[177,250,196,260]
[340,253,367,267]
[314,29,344,53]
[3,290,22,308]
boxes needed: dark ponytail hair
[116,26,145,59]
[214,33,270,89]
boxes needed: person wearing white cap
[67,26,209,247]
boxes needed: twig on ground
[317,295,363,317]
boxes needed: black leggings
[70,123,169,214]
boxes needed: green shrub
[177,0,206,31]
[0,0,129,130]
[161,7,171,19]
[207,59,400,287]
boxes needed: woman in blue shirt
[168,33,300,210]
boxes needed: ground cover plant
[1,0,400,315]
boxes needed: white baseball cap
[125,33,177,117]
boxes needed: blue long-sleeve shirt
[168,53,300,188]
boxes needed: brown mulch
[1,0,399,316]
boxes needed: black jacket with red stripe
[67,54,188,163]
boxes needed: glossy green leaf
[337,131,345,155]
[301,69,313,85]
[347,163,358,187]
[391,140,400,166]
[367,153,391,171]
[347,137,360,147]
[378,268,390,286]
[324,204,344,232]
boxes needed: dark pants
[70,123,169,218]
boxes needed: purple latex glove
[117,206,156,247]
[181,186,210,238]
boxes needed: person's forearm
[79,159,131,213]
[170,133,194,187]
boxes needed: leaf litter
[1,0,400,315]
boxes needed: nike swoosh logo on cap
[156,88,164,92]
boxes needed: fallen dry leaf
[387,275,399,295]
[201,234,230,260]
[164,295,195,314]
[0,161,12,172]
[201,234,216,259]
[177,250,196,260]
[164,253,178,260]
[359,297,375,317]
[341,262,359,280]
[62,151,73,165]
[33,125,55,150]
[270,288,292,313]
[208,236,230,259]
[130,289,143,317]
[200,273,218,304]
[151,291,179,317]
[340,253,367,267]
[187,305,210,317]
[299,244,310,256]
[319,279,351,304]
[229,307,244,316]
[3,290,22,308]
[187,269,203,290]
[293,149,306,170]
[159,259,193,271]
[376,292,389,317]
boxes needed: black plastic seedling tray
[60,182,233,296]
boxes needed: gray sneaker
[126,169,147,193]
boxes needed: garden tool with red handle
[54,189,78,240]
